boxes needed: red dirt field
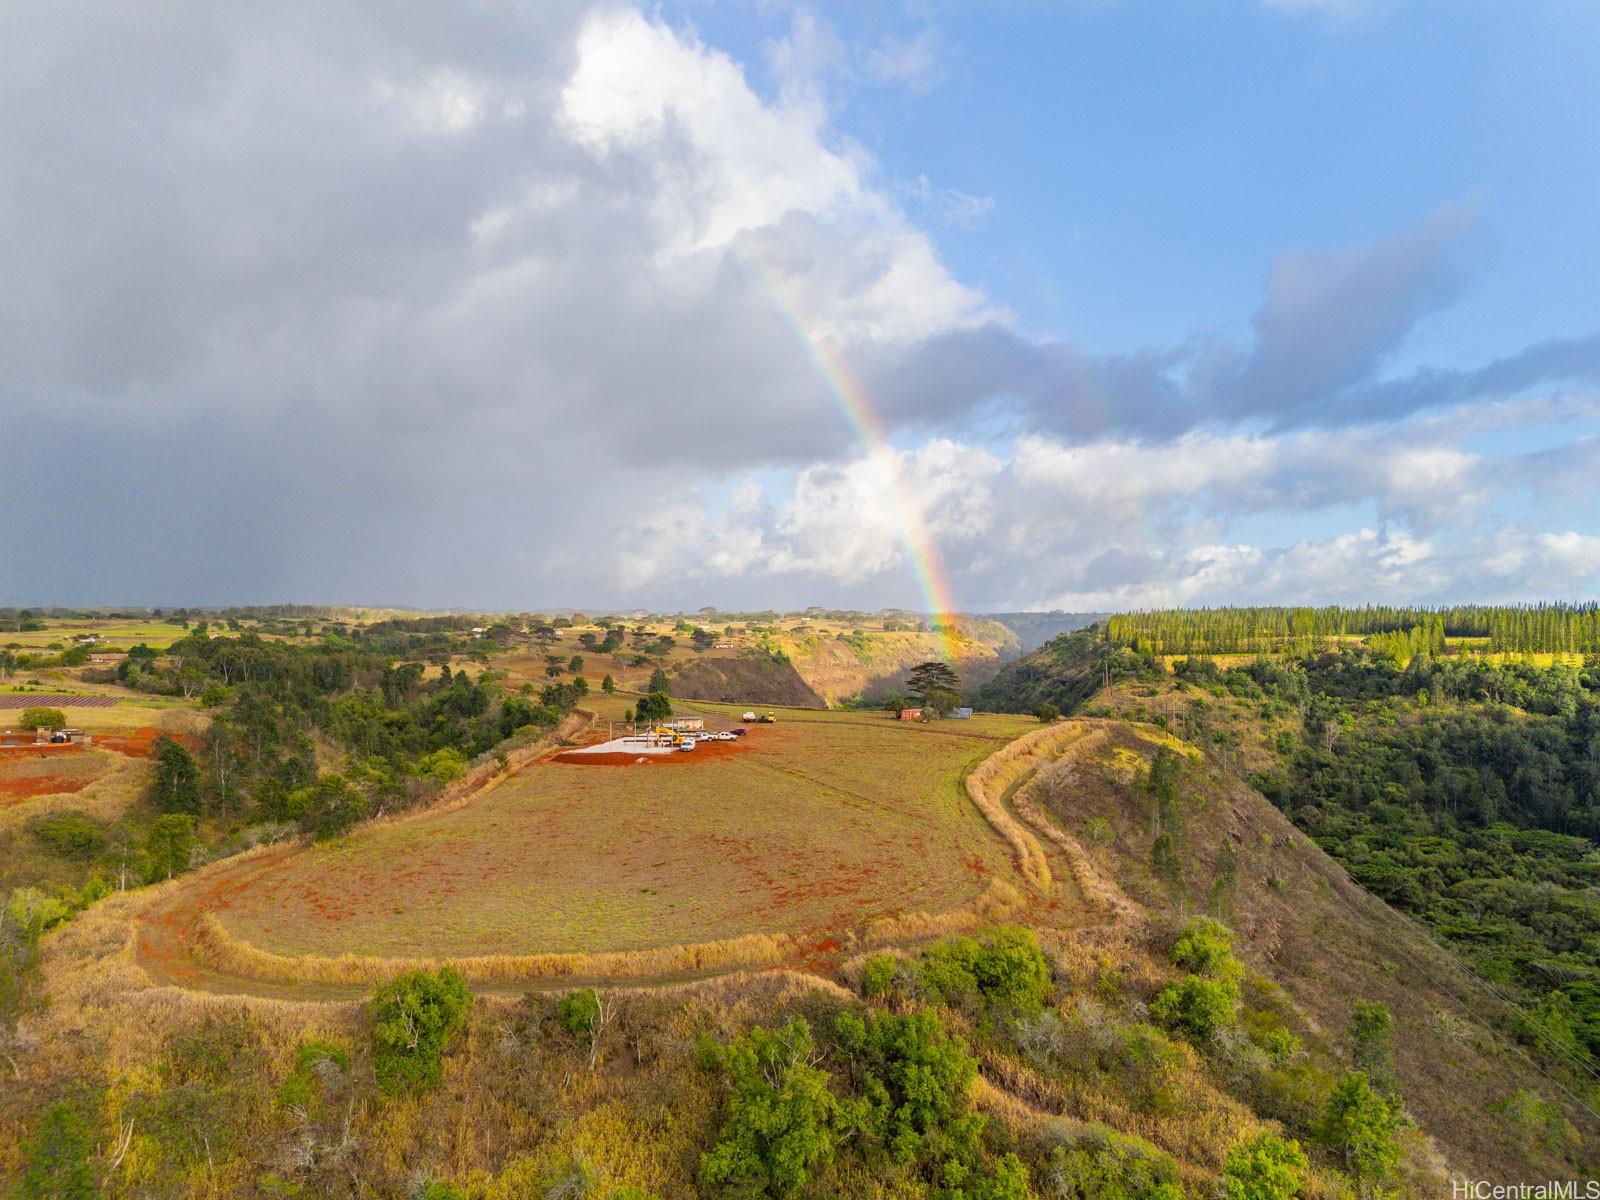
[0,745,98,807]
[95,726,200,758]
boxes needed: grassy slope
[1030,719,1597,1176]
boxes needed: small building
[668,717,705,733]
[952,707,973,720]
[36,727,92,745]
[897,707,924,722]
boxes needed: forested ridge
[983,625,1600,1079]
[1107,603,1600,655]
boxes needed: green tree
[298,774,371,841]
[370,967,472,1093]
[1033,703,1060,723]
[1348,1001,1398,1097]
[636,692,672,722]
[150,735,201,815]
[700,1017,840,1197]
[568,654,585,675]
[15,1098,96,1200]
[833,1007,982,1169]
[907,660,960,703]
[647,667,671,695]
[601,674,615,694]
[145,813,195,881]
[1317,1071,1403,1193]
[17,706,66,732]
[1219,1132,1308,1200]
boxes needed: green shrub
[277,1037,350,1112]
[861,954,898,999]
[6,886,71,943]
[1219,1131,1308,1200]
[1170,916,1236,977]
[699,1017,840,1197]
[833,1007,983,1168]
[557,987,602,1040]
[1316,1071,1402,1187]
[1042,1123,1182,1200]
[18,706,66,731]
[15,1098,96,1200]
[920,926,1052,1012]
[295,773,371,840]
[1149,975,1238,1041]
[369,967,471,1094]
[29,811,106,860]
[1260,1029,1302,1066]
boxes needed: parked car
[741,711,758,721]
[728,728,748,738]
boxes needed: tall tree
[906,661,959,702]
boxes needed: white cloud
[903,175,994,230]
[865,27,947,95]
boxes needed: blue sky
[2,1,1599,611]
[695,1,1600,355]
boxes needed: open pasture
[1,616,194,651]
[199,708,1035,965]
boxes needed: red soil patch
[97,726,200,759]
[0,745,94,807]
[0,772,94,804]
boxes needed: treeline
[120,631,583,828]
[1108,603,1600,655]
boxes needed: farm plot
[0,693,121,708]
[200,710,1037,964]
[0,746,114,807]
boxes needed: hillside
[777,627,1013,705]
[668,653,825,707]
[1024,720,1595,1175]
[5,616,1596,1196]
[985,611,1109,654]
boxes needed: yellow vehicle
[758,713,777,724]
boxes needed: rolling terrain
[3,609,1595,1196]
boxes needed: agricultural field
[0,615,195,651]
[170,708,1036,968]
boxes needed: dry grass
[196,709,1031,965]
[190,910,804,985]
[960,722,1108,890]
[0,753,148,836]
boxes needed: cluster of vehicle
[653,725,747,751]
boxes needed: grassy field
[0,616,195,651]
[205,708,1035,961]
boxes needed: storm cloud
[2,2,1598,610]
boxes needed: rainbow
[742,247,963,661]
